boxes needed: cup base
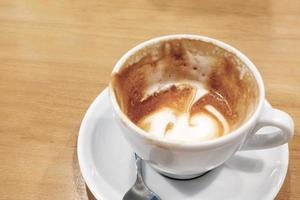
[149,163,211,180]
[159,170,212,180]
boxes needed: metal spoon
[123,154,161,200]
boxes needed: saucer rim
[77,87,289,200]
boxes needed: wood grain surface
[0,0,299,199]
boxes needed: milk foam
[139,83,230,142]
[141,107,227,142]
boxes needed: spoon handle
[134,153,144,183]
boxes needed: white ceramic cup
[109,34,294,179]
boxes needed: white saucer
[78,88,289,200]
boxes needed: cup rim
[109,34,265,150]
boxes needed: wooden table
[0,1,299,199]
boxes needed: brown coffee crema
[111,38,259,139]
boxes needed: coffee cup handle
[241,100,294,150]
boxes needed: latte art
[137,85,229,141]
[137,84,230,142]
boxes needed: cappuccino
[112,38,258,142]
